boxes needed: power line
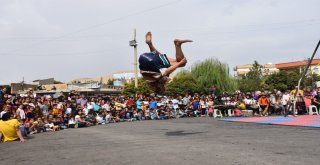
[1,17,319,40]
[0,47,122,57]
[1,21,319,57]
[2,0,182,54]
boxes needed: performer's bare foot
[146,32,152,44]
[174,39,193,46]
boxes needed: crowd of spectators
[0,86,319,143]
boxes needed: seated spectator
[85,111,96,125]
[234,107,242,117]
[258,92,270,116]
[44,119,57,131]
[149,109,157,120]
[200,98,208,116]
[207,106,214,117]
[272,94,286,115]
[168,107,176,118]
[105,111,113,123]
[133,109,142,121]
[142,107,149,120]
[75,112,89,127]
[158,106,167,120]
[95,112,105,124]
[238,101,246,110]
[52,104,61,116]
[0,112,26,142]
[304,93,312,108]
[0,105,9,119]
[112,112,121,122]
[312,90,320,109]
[29,117,45,134]
[52,117,62,130]
[191,99,200,117]
[249,100,260,116]
[68,115,77,128]
[61,113,68,124]
[16,105,26,122]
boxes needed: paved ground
[1,117,320,165]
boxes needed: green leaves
[238,60,263,92]
[166,58,237,95]
[122,78,152,96]
[166,72,199,95]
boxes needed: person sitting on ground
[149,109,157,120]
[85,111,96,125]
[67,114,77,128]
[0,112,26,142]
[139,32,192,94]
[44,119,56,131]
[29,117,45,134]
[52,117,62,130]
[95,112,105,124]
[75,112,90,127]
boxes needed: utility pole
[22,76,24,91]
[129,29,138,88]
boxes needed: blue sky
[0,0,319,84]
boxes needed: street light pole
[129,29,138,88]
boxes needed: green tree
[107,79,114,85]
[122,78,151,96]
[166,71,199,95]
[238,61,263,92]
[167,58,237,94]
[264,70,299,91]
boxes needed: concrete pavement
[1,117,319,165]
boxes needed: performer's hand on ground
[146,32,152,44]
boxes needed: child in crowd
[207,106,214,117]
[52,104,60,116]
[234,106,242,117]
[29,117,45,134]
[44,120,55,131]
[149,109,157,120]
[62,114,69,129]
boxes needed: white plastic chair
[213,109,223,118]
[308,105,319,115]
[227,109,234,117]
[241,110,253,117]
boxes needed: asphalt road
[1,117,319,165]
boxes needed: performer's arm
[163,58,187,76]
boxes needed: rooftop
[275,59,320,69]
